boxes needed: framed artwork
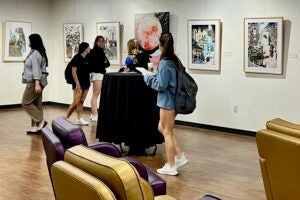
[135,12,169,66]
[188,19,221,71]
[244,17,283,74]
[96,21,120,65]
[3,20,32,62]
[63,23,83,62]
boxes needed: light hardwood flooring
[0,105,266,200]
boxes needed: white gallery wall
[0,0,52,104]
[0,0,300,132]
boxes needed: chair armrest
[120,157,148,180]
[145,166,166,196]
[88,142,122,158]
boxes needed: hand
[75,83,81,92]
[35,81,42,93]
[35,85,42,93]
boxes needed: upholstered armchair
[41,127,119,173]
[257,123,300,199]
[266,118,300,137]
[41,127,65,175]
[51,145,175,200]
[51,116,121,157]
[50,116,166,196]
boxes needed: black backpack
[174,59,198,114]
[64,62,73,84]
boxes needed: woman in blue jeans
[143,32,188,176]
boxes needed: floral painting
[63,23,83,62]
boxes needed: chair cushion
[41,127,65,172]
[266,118,300,138]
[64,145,153,200]
[52,116,88,148]
[51,161,116,200]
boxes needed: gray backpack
[175,59,198,114]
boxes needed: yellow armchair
[51,145,176,200]
[266,118,300,138]
[257,128,300,200]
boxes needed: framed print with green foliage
[3,20,32,62]
[244,17,283,74]
[63,23,83,62]
[188,19,221,71]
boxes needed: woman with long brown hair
[89,35,110,122]
[143,32,188,176]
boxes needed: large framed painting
[63,23,83,62]
[3,20,32,62]
[135,12,169,66]
[244,17,283,74]
[188,19,221,71]
[96,21,121,65]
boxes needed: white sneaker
[175,153,189,169]
[157,163,178,176]
[75,118,89,125]
[90,114,98,122]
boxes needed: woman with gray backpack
[143,32,189,176]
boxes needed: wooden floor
[0,105,266,200]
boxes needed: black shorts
[72,81,90,90]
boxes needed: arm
[104,56,110,68]
[71,67,81,91]
[144,66,170,92]
[31,51,43,93]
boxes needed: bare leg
[159,109,177,167]
[76,89,89,120]
[173,134,183,158]
[91,80,102,116]
[66,89,83,119]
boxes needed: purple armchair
[50,116,166,196]
[41,127,65,175]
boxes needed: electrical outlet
[233,104,238,113]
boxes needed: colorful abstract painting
[244,17,283,74]
[188,19,221,71]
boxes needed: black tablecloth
[96,72,163,153]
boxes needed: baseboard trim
[0,101,90,110]
[175,120,256,137]
[0,102,255,137]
